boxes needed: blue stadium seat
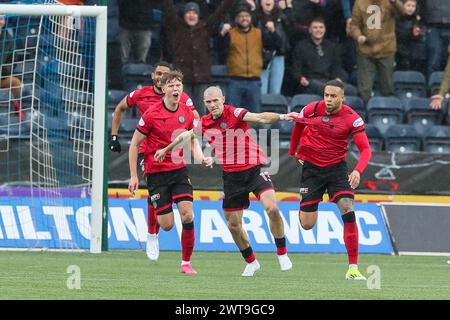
[366,96,404,134]
[385,124,421,153]
[404,97,444,134]
[210,65,228,96]
[279,120,294,148]
[344,95,366,120]
[428,71,444,96]
[422,125,450,154]
[290,94,321,112]
[349,124,383,153]
[393,71,426,98]
[107,112,113,131]
[107,16,120,44]
[121,64,153,92]
[108,89,128,106]
[120,118,138,135]
[261,94,288,113]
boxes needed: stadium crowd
[108,0,450,115]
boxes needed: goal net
[0,1,107,252]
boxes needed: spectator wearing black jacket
[396,0,426,73]
[118,0,155,64]
[417,0,450,76]
[164,0,235,114]
[289,0,326,47]
[291,17,357,96]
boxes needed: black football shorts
[146,167,193,215]
[222,165,274,212]
[299,161,354,212]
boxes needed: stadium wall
[381,203,450,256]
[107,145,450,195]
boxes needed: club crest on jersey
[186,98,194,107]
[179,116,185,123]
[220,122,227,129]
[322,116,330,122]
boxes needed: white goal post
[0,4,107,253]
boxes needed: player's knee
[179,207,193,221]
[300,221,315,230]
[265,205,280,219]
[337,197,354,215]
[227,220,242,234]
[159,222,174,232]
[180,212,193,224]
[299,212,317,230]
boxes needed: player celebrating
[110,61,199,262]
[128,70,212,275]
[289,80,372,280]
[155,86,297,277]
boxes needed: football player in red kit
[289,79,372,280]
[110,61,199,262]
[154,86,298,277]
[128,70,212,275]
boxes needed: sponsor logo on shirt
[138,117,145,126]
[129,90,135,98]
[234,108,244,118]
[299,188,309,194]
[353,117,364,128]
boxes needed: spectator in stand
[255,0,294,95]
[292,17,357,96]
[417,0,450,77]
[164,0,235,115]
[221,6,280,113]
[430,47,450,121]
[339,0,357,85]
[396,0,426,73]
[350,0,404,103]
[173,0,223,18]
[290,0,326,47]
[118,0,154,64]
[0,15,25,120]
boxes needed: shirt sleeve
[350,115,366,135]
[289,103,316,156]
[136,113,151,136]
[353,131,372,174]
[231,106,249,122]
[126,89,139,108]
[181,92,196,111]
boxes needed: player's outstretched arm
[349,131,372,189]
[191,138,213,168]
[242,111,298,124]
[154,129,195,162]
[128,130,146,196]
[109,96,129,153]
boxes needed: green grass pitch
[1,251,449,300]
